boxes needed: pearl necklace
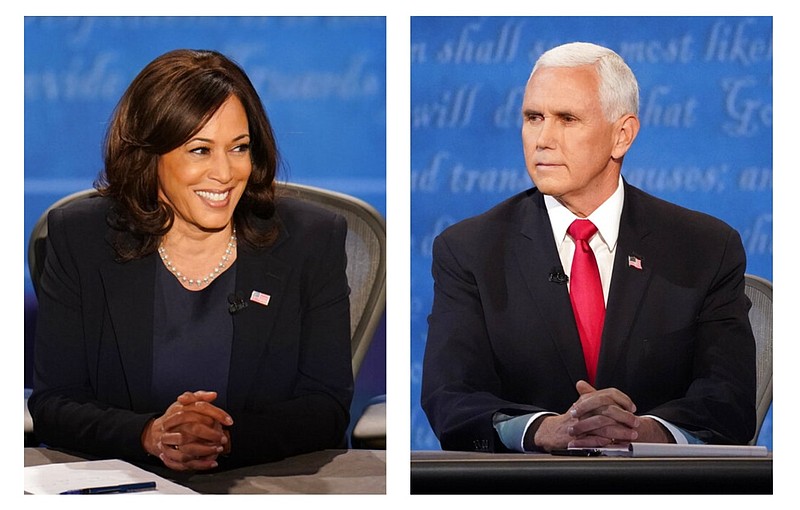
[158,228,237,287]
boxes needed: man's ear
[611,114,640,160]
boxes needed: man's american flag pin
[628,255,643,270]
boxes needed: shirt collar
[544,175,625,252]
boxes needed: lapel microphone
[548,267,569,285]
[227,292,249,315]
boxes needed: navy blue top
[151,261,236,411]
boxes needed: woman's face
[157,95,252,236]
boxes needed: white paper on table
[596,442,769,457]
[25,459,197,495]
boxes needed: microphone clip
[227,292,249,315]
[548,268,569,285]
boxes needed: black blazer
[29,195,353,469]
[422,182,756,451]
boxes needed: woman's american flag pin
[250,290,271,306]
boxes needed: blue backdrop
[410,16,772,450]
[23,16,386,442]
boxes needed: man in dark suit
[421,42,756,453]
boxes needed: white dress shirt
[544,176,624,305]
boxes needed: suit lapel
[512,191,589,382]
[99,254,156,410]
[226,239,291,411]
[596,184,655,385]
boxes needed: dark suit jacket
[421,182,756,451]
[29,195,353,469]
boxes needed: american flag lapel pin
[250,290,271,307]
[627,254,643,270]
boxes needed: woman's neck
[158,223,238,290]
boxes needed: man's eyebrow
[522,108,578,118]
[552,109,578,118]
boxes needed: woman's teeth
[196,190,229,201]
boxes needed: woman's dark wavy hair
[96,49,280,261]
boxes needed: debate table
[25,447,385,494]
[411,450,771,494]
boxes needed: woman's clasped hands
[142,390,234,471]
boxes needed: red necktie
[567,219,605,385]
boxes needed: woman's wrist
[141,417,161,457]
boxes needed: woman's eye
[232,143,250,153]
[190,147,210,155]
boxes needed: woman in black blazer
[28,49,353,471]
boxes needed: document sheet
[25,458,197,495]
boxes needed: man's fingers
[569,415,640,442]
[576,380,595,395]
[573,402,641,429]
[567,435,620,449]
[571,385,637,417]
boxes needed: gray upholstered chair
[744,274,772,446]
[276,183,386,449]
[275,182,386,379]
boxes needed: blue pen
[60,481,157,494]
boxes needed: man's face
[521,65,623,216]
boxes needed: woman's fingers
[144,391,234,471]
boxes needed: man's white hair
[531,42,639,122]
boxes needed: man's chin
[529,176,563,196]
